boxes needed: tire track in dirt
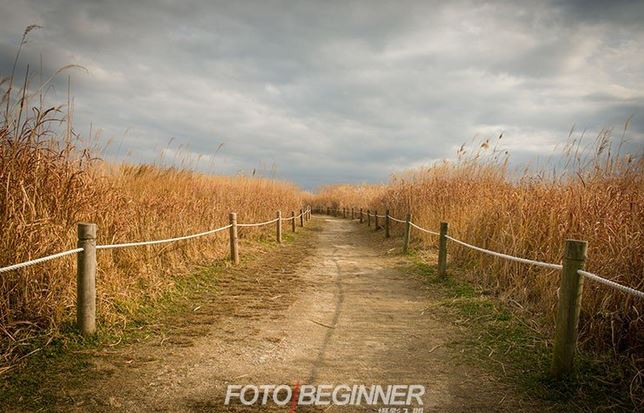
[307,254,344,384]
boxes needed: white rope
[281,211,304,221]
[445,235,562,270]
[96,224,232,250]
[389,216,407,224]
[0,248,84,273]
[410,222,440,236]
[578,270,644,299]
[238,217,279,227]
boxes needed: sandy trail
[60,216,533,412]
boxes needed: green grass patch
[0,264,226,411]
[406,258,639,412]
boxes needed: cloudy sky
[1,0,643,189]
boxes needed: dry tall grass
[312,134,643,358]
[308,184,386,212]
[0,40,304,368]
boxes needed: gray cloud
[1,0,642,190]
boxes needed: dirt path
[53,216,534,412]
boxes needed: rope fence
[1,206,311,335]
[96,225,233,250]
[238,218,279,227]
[578,270,644,299]
[312,204,643,379]
[410,222,440,236]
[445,235,562,271]
[280,210,305,221]
[0,248,84,274]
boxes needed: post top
[564,239,588,259]
[77,222,97,239]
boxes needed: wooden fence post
[438,222,448,277]
[359,208,363,223]
[403,214,412,254]
[551,239,587,379]
[229,212,239,264]
[300,209,304,227]
[367,209,371,227]
[343,208,346,218]
[351,208,355,220]
[327,207,330,215]
[276,210,282,244]
[374,210,380,230]
[291,211,296,232]
[77,223,97,336]
[385,209,390,238]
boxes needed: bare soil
[17,216,541,412]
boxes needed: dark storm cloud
[1,0,642,189]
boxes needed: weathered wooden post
[374,210,380,230]
[342,208,346,218]
[300,209,304,227]
[351,208,355,220]
[291,210,296,232]
[438,222,448,277]
[403,214,412,254]
[367,209,371,227]
[77,223,97,336]
[276,210,282,244]
[551,239,587,379]
[359,208,363,223]
[327,207,330,215]
[229,212,239,264]
[385,209,391,238]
